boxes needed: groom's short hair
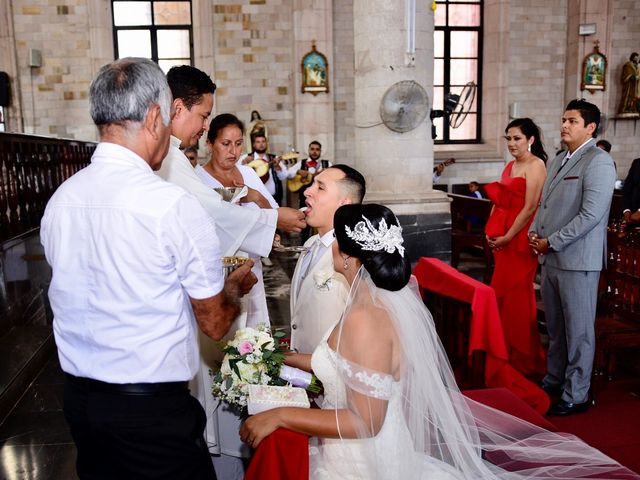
[331,164,366,203]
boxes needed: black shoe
[540,383,563,397]
[547,400,589,416]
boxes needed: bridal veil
[328,266,637,479]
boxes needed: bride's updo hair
[334,204,411,291]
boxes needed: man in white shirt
[156,65,305,259]
[290,165,366,353]
[41,58,256,480]
[157,65,306,479]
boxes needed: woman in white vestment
[241,204,637,480]
[195,113,278,479]
[196,113,278,327]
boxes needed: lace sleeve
[334,352,394,400]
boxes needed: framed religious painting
[301,43,329,95]
[581,43,607,93]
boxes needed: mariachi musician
[243,133,288,206]
[286,140,331,207]
[432,157,456,183]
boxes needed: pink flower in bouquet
[238,340,254,355]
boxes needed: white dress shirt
[156,137,277,257]
[41,142,224,384]
[289,230,350,353]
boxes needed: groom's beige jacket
[290,234,350,353]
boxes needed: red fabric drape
[413,257,550,414]
[244,428,309,480]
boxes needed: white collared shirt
[562,137,593,166]
[41,142,224,383]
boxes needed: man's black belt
[65,373,188,396]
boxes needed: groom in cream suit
[530,99,615,416]
[290,165,366,353]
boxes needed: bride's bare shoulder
[342,303,393,337]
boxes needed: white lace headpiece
[345,215,405,257]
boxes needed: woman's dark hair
[207,113,245,143]
[505,117,548,162]
[334,204,411,291]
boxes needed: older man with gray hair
[41,57,256,479]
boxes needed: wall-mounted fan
[379,80,430,133]
[430,81,477,139]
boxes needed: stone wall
[606,0,640,177]
[332,0,355,165]
[507,0,568,157]
[5,0,110,141]
[210,0,296,155]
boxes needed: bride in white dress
[241,204,637,480]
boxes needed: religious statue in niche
[581,41,607,93]
[245,110,269,152]
[301,43,329,95]
[618,51,639,117]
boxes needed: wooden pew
[593,222,640,401]
[447,193,493,269]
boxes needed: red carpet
[548,377,640,475]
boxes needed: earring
[527,143,532,152]
[343,256,350,270]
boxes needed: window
[111,1,193,72]
[433,1,482,143]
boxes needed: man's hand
[277,207,306,233]
[529,232,550,255]
[225,260,257,298]
[190,260,256,341]
[298,169,310,179]
[623,211,632,223]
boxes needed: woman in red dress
[485,118,547,377]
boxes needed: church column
[352,0,450,260]
[0,1,23,132]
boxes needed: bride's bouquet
[212,324,288,410]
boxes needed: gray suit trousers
[540,265,599,404]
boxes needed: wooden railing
[0,133,95,243]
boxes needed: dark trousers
[63,375,216,480]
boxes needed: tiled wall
[210,0,296,155]
[332,0,355,165]
[8,0,103,141]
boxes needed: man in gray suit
[529,99,615,416]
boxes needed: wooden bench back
[448,193,492,232]
[447,193,493,269]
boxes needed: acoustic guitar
[434,157,456,173]
[287,160,329,193]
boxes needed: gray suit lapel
[545,139,595,197]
